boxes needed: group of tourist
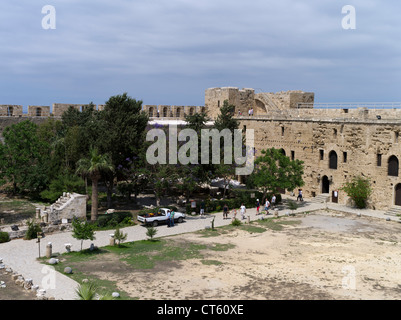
[255,194,276,215]
[220,194,277,221]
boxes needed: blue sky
[1,0,401,109]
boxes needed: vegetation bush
[0,231,10,243]
[146,226,157,240]
[24,219,42,240]
[341,175,372,209]
[231,218,242,226]
[96,212,133,229]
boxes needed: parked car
[137,208,186,227]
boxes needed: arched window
[279,148,286,156]
[176,108,181,118]
[388,155,399,177]
[189,107,194,116]
[36,108,42,117]
[163,107,168,118]
[7,106,13,116]
[148,107,154,117]
[329,151,338,169]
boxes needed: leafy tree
[37,118,65,181]
[113,228,127,247]
[249,148,304,201]
[98,93,149,208]
[0,120,51,195]
[76,148,114,221]
[71,217,96,251]
[182,110,213,187]
[24,219,43,240]
[340,175,372,209]
[61,104,101,171]
[40,174,86,203]
[213,100,241,199]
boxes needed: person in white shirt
[240,204,246,220]
[271,194,276,208]
[264,199,270,214]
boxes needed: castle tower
[205,87,255,119]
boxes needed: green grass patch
[239,225,267,234]
[209,243,236,251]
[196,226,230,238]
[255,217,301,231]
[201,259,223,266]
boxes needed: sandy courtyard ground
[82,210,401,300]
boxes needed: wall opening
[329,151,338,169]
[388,155,399,177]
[395,184,401,206]
[322,175,330,194]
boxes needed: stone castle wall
[239,116,401,210]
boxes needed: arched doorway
[395,184,401,206]
[322,175,330,194]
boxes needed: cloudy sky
[1,0,400,109]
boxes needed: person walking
[271,194,276,209]
[170,210,175,226]
[232,208,237,220]
[240,203,246,220]
[256,199,260,215]
[200,200,205,218]
[264,198,270,214]
[223,204,229,219]
[166,210,171,227]
[297,189,303,202]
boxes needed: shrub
[341,176,373,209]
[231,218,242,226]
[114,228,127,247]
[0,232,10,243]
[287,200,298,212]
[96,212,133,229]
[75,282,98,300]
[146,226,157,241]
[24,219,42,240]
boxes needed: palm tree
[76,148,114,221]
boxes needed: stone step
[384,206,401,216]
[309,193,330,203]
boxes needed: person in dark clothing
[223,204,229,219]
